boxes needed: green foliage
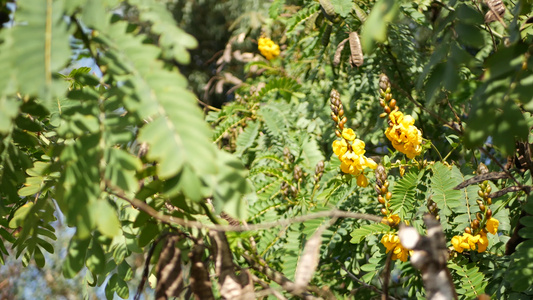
[2,0,533,298]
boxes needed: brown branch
[107,184,382,232]
[339,263,399,300]
[381,251,393,300]
[478,147,522,188]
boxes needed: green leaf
[94,200,121,238]
[235,121,260,157]
[331,0,353,18]
[98,21,216,179]
[0,96,20,133]
[361,0,399,52]
[63,238,90,278]
[431,163,461,231]
[2,0,71,100]
[350,223,390,244]
[86,239,106,275]
[212,151,251,220]
[390,171,420,220]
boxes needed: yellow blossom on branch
[381,233,411,262]
[486,217,499,235]
[385,110,422,159]
[451,229,492,253]
[332,129,377,186]
[258,37,280,60]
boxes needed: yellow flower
[385,111,422,159]
[451,235,465,253]
[381,214,401,227]
[381,233,399,253]
[342,128,356,141]
[364,156,378,169]
[351,139,365,155]
[476,231,489,253]
[258,37,280,60]
[332,139,348,157]
[381,233,410,262]
[486,218,499,234]
[357,173,368,187]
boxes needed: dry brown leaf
[333,38,349,66]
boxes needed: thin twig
[107,184,383,232]
[381,251,393,300]
[196,97,220,111]
[478,147,522,187]
[339,263,399,300]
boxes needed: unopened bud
[476,212,483,221]
[384,106,391,114]
[477,163,489,175]
[379,112,388,118]
[378,195,386,204]
[472,219,480,229]
[385,191,392,200]
[486,208,492,218]
[479,203,486,212]
[335,130,341,137]
[379,74,390,90]
[390,99,397,109]
[465,227,471,234]
[381,208,388,215]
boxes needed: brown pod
[348,31,363,67]
[333,38,349,66]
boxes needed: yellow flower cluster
[332,128,377,186]
[381,214,401,227]
[381,233,411,262]
[451,231,489,253]
[451,218,499,253]
[385,111,422,159]
[258,37,280,60]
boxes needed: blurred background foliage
[1,0,533,299]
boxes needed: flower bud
[390,99,397,109]
[472,219,480,229]
[486,185,492,193]
[477,163,489,175]
[479,203,486,212]
[374,184,381,194]
[330,112,338,122]
[335,130,341,137]
[381,208,388,215]
[478,190,484,198]
[379,112,388,118]
[386,191,392,200]
[341,117,347,125]
[384,181,389,189]
[338,109,344,117]
[379,99,386,107]
[384,106,391,114]
[487,198,492,205]
[379,74,390,90]
[465,227,471,234]
[486,208,492,218]
[378,195,386,204]
[476,212,483,221]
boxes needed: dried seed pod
[484,0,505,23]
[319,0,336,18]
[321,24,332,47]
[333,38,349,66]
[348,31,363,67]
